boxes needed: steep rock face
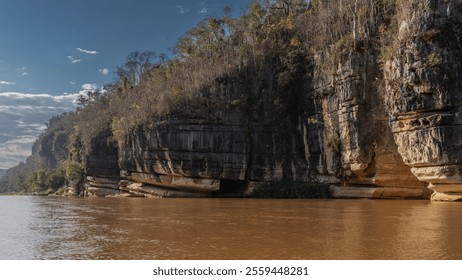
[83,130,120,197]
[118,72,313,197]
[119,119,247,197]
[313,51,428,198]
[384,0,462,201]
[85,1,460,200]
[116,50,428,199]
[35,131,68,168]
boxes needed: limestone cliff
[76,0,461,200]
[113,49,428,199]
[313,50,429,198]
[384,0,462,201]
[6,0,461,201]
[116,62,314,197]
[82,129,120,197]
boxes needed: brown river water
[1,196,462,260]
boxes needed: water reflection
[1,196,462,259]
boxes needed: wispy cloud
[0,91,82,168]
[177,5,189,14]
[67,56,82,64]
[76,47,98,55]
[0,92,83,106]
[0,81,16,85]
[15,66,29,76]
[81,83,97,91]
[0,136,38,168]
[99,68,110,75]
[198,2,207,14]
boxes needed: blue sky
[0,0,253,168]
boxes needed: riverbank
[1,183,435,201]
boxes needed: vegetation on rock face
[72,0,407,143]
[25,167,66,194]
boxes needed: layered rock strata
[81,0,461,200]
[313,51,428,199]
[115,50,429,199]
[385,0,462,201]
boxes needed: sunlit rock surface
[384,0,462,201]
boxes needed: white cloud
[0,92,83,107]
[76,47,98,55]
[17,66,28,75]
[81,83,97,91]
[198,1,207,14]
[99,68,109,75]
[70,81,76,85]
[67,56,82,64]
[0,136,37,168]
[0,91,82,168]
[177,5,189,14]
[0,81,16,85]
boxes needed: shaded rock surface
[82,130,121,197]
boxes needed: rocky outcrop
[119,119,246,196]
[313,50,429,199]
[78,0,461,201]
[36,131,68,168]
[115,50,429,199]
[83,130,120,197]
[113,57,315,197]
[384,0,462,201]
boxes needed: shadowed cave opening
[212,179,248,197]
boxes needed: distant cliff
[2,0,462,201]
[0,113,75,194]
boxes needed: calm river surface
[1,196,462,260]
